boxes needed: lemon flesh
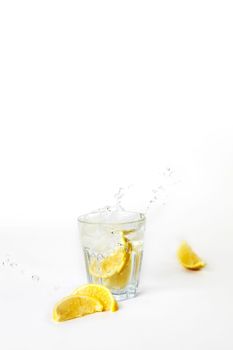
[53,295,103,322]
[73,284,118,312]
[89,236,130,279]
[104,241,132,289]
[177,241,205,270]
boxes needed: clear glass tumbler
[78,209,145,301]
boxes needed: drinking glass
[78,209,145,301]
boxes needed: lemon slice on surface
[89,236,130,279]
[72,284,118,312]
[177,241,205,270]
[53,295,103,322]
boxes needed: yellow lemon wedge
[177,241,205,270]
[72,284,118,312]
[53,295,103,322]
[104,241,132,289]
[89,236,130,279]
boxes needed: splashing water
[112,167,179,214]
[113,185,132,211]
[145,167,179,213]
[114,187,124,210]
[0,253,41,283]
[32,274,40,282]
[93,185,133,222]
[145,185,165,214]
[94,167,178,217]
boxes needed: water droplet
[113,186,133,210]
[10,262,18,268]
[32,275,40,282]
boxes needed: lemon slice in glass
[103,241,132,289]
[89,235,130,279]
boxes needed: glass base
[111,287,137,301]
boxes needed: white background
[0,1,233,349]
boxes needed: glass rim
[78,210,146,225]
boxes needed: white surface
[1,215,233,350]
[0,0,233,349]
